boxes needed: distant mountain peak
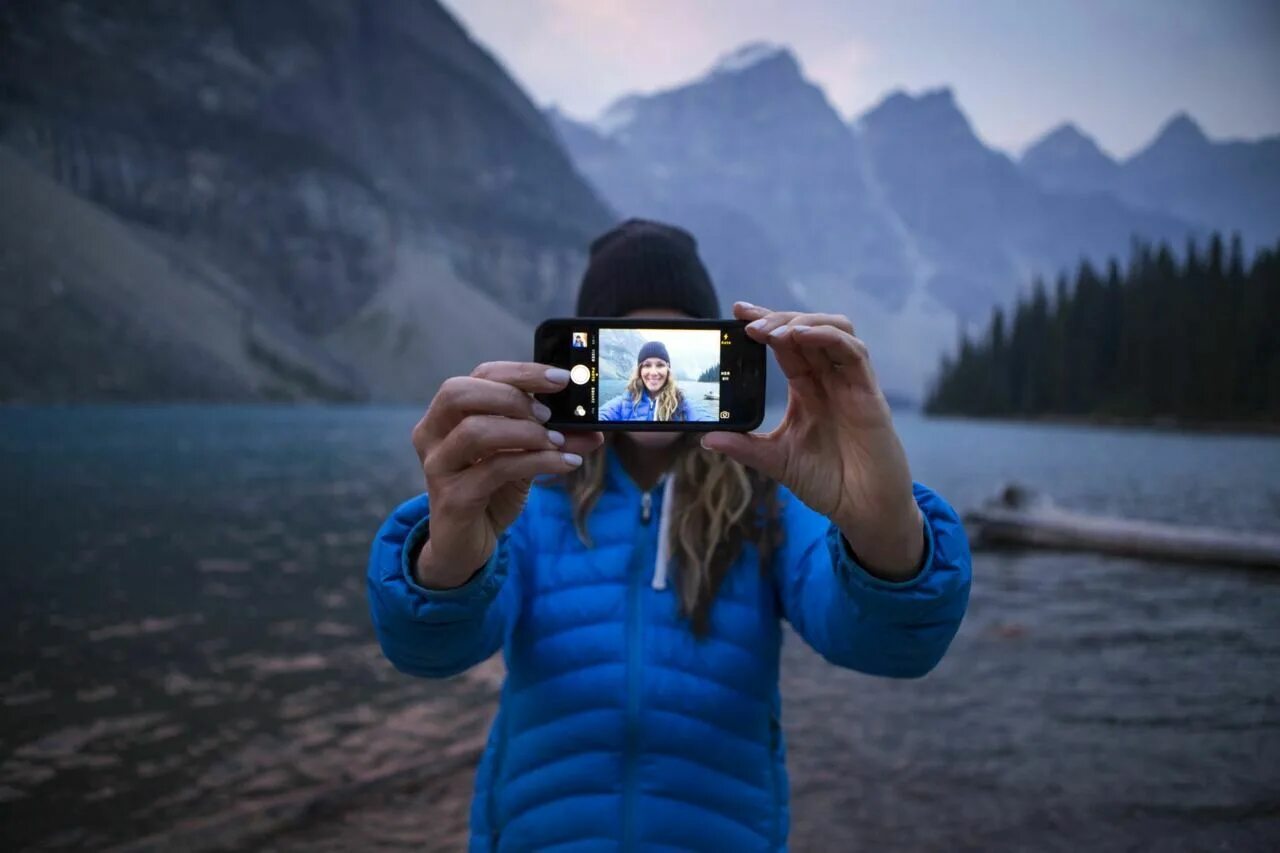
[1039,122,1091,146]
[863,87,958,118]
[857,86,975,141]
[593,41,812,137]
[919,86,957,106]
[1022,122,1115,165]
[708,41,799,77]
[1150,112,1209,149]
[1019,121,1119,194]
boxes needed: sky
[443,0,1280,158]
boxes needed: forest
[925,234,1280,425]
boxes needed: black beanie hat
[576,219,720,319]
[637,340,671,365]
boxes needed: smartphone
[534,318,766,431]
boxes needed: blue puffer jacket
[367,444,971,851]
[600,389,696,422]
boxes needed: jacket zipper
[623,488,653,850]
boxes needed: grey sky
[444,0,1280,158]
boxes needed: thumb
[700,431,784,480]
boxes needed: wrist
[413,539,487,591]
[836,500,925,582]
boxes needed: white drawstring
[652,475,676,590]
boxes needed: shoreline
[921,410,1280,438]
[4,400,1278,438]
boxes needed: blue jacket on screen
[600,389,696,422]
[367,444,971,851]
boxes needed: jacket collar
[604,440,640,497]
[603,440,672,497]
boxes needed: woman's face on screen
[639,358,669,393]
[622,307,690,450]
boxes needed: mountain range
[2,8,1275,402]
[550,42,1279,396]
[0,0,609,402]
[1020,115,1280,249]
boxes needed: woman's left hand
[701,301,925,580]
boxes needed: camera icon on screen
[719,410,729,420]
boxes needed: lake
[1,406,1278,851]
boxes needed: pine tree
[924,234,1279,426]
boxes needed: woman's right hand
[410,361,603,589]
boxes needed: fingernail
[562,452,583,467]
[736,301,756,310]
[748,318,768,330]
[532,401,552,422]
[545,367,570,384]
[791,324,811,333]
[547,429,565,446]
[770,324,791,337]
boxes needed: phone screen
[534,318,766,431]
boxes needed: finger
[421,376,550,446]
[781,322,831,381]
[770,315,857,389]
[782,312,855,335]
[744,310,801,340]
[455,449,585,506]
[761,323,821,398]
[428,414,564,475]
[699,431,786,481]
[787,323,846,384]
[732,301,772,321]
[791,325,876,388]
[731,303,821,396]
[472,361,572,393]
[561,431,604,456]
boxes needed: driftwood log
[964,484,1280,568]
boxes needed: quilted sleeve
[772,483,972,678]
[600,394,628,421]
[366,493,524,679]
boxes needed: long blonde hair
[627,362,687,421]
[560,436,781,637]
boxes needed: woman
[368,219,971,851]
[599,340,697,422]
